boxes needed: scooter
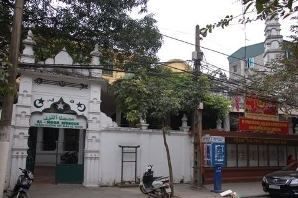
[8,168,34,198]
[139,165,171,198]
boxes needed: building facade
[4,31,193,190]
[200,12,298,185]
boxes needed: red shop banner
[239,117,288,134]
[245,95,278,121]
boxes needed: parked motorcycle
[139,165,171,198]
[8,168,34,198]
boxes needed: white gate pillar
[9,128,30,188]
[8,30,35,188]
[83,131,99,187]
[83,81,101,187]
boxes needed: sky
[139,0,293,74]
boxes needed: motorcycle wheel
[160,188,169,198]
[139,186,148,194]
[11,192,28,198]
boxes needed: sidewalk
[204,182,267,198]
[14,181,267,198]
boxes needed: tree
[0,51,13,110]
[199,0,298,115]
[0,0,163,114]
[0,0,162,66]
[200,0,297,36]
[110,64,231,196]
[0,0,12,108]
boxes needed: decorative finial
[27,30,33,39]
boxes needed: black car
[262,161,298,197]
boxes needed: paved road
[4,182,272,198]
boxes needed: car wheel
[269,193,280,197]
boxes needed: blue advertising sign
[212,143,225,166]
[202,135,226,167]
[202,135,226,193]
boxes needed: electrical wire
[161,33,276,71]
[17,27,297,108]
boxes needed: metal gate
[26,127,37,173]
[55,129,84,184]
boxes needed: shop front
[202,130,298,184]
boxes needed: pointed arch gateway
[6,30,110,189]
[28,97,87,184]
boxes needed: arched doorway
[27,98,87,184]
[26,126,85,184]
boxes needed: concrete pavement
[5,181,269,198]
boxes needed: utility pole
[0,0,24,197]
[192,25,203,187]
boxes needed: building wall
[229,60,242,80]
[15,127,193,186]
[102,59,190,84]
[253,54,264,70]
[102,72,125,84]
[97,129,192,185]
[165,59,191,73]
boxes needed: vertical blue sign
[212,143,225,166]
[202,135,226,167]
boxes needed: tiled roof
[227,42,264,64]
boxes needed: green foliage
[0,1,11,53]
[200,0,296,37]
[1,0,162,107]
[110,64,231,124]
[1,0,162,66]
[202,94,232,120]
[110,66,183,123]
[0,50,13,109]
[200,15,233,36]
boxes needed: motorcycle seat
[153,176,168,180]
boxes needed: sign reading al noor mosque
[30,113,87,129]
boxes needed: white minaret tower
[263,14,283,67]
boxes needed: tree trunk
[0,0,25,196]
[0,124,11,198]
[162,128,174,197]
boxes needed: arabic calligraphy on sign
[43,115,75,121]
[30,113,86,129]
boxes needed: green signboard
[30,113,87,129]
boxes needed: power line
[18,31,298,109]
[161,33,274,71]
[19,55,298,109]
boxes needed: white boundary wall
[97,128,193,185]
